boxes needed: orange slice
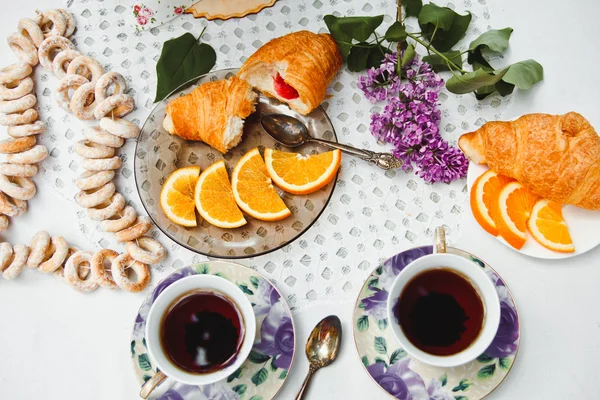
[264,148,341,195]
[527,199,575,253]
[470,170,514,236]
[231,148,291,221]
[194,161,246,229]
[160,166,200,227]
[492,181,539,250]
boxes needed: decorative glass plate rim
[133,68,339,259]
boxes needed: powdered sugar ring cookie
[39,9,67,38]
[0,63,32,84]
[101,205,137,233]
[64,251,99,293]
[74,140,115,159]
[70,81,97,120]
[38,36,74,70]
[0,136,36,154]
[83,126,124,148]
[53,246,82,280]
[125,237,166,264]
[0,215,8,232]
[0,175,36,200]
[7,33,38,66]
[99,117,140,139]
[26,230,50,269]
[90,249,119,289]
[114,216,152,242]
[0,242,13,271]
[95,72,126,103]
[0,163,38,177]
[87,193,125,221]
[0,192,27,217]
[0,109,38,126]
[2,244,29,280]
[0,94,37,114]
[58,9,75,37]
[38,236,69,273]
[52,49,81,79]
[6,145,48,164]
[111,253,150,293]
[0,76,34,100]
[94,93,134,119]
[80,156,122,172]
[7,121,46,138]
[67,56,104,83]
[56,73,88,112]
[75,181,116,208]
[74,170,115,191]
[17,18,44,47]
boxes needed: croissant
[238,30,342,115]
[163,76,257,154]
[459,112,600,210]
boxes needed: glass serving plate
[134,69,338,259]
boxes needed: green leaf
[389,348,407,364]
[446,68,508,95]
[250,276,260,289]
[347,45,371,72]
[499,357,512,370]
[194,264,209,274]
[279,370,288,379]
[422,50,463,72]
[130,340,135,358]
[385,21,407,42]
[324,15,384,43]
[138,354,152,371]
[154,32,216,102]
[401,44,416,68]
[377,318,388,331]
[477,364,496,380]
[452,379,471,392]
[367,46,388,69]
[502,59,544,90]
[251,368,269,386]
[470,256,486,268]
[374,357,389,369]
[404,0,423,17]
[358,301,366,309]
[440,372,448,386]
[367,278,379,289]
[227,367,243,382]
[143,375,152,383]
[232,384,247,396]
[357,315,369,332]
[270,356,279,371]
[249,396,264,400]
[374,336,387,354]
[476,353,493,363]
[248,350,271,364]
[142,338,147,348]
[469,28,513,54]
[239,284,254,295]
[454,397,468,400]
[419,4,472,52]
[376,265,384,275]
[361,355,369,367]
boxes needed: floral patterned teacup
[386,229,500,368]
[140,275,256,398]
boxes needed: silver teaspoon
[261,114,403,170]
[295,315,343,400]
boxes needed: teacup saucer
[130,261,295,399]
[353,246,520,400]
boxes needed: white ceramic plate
[467,162,600,259]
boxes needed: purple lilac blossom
[367,358,428,400]
[359,50,468,184]
[484,301,519,358]
[254,302,294,370]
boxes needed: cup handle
[434,226,447,254]
[139,370,167,399]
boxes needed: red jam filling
[273,73,299,100]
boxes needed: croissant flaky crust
[163,76,257,154]
[459,112,600,210]
[238,30,342,115]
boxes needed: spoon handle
[295,364,318,400]
[309,137,403,170]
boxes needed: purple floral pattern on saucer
[354,246,520,400]
[131,261,295,400]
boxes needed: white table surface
[1,1,599,399]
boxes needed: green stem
[407,32,466,73]
[197,26,207,41]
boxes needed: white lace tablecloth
[37,0,510,311]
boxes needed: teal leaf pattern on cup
[138,354,152,371]
[477,363,496,380]
[357,315,369,331]
[251,368,269,386]
[374,336,387,354]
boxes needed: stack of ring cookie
[0,230,154,293]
